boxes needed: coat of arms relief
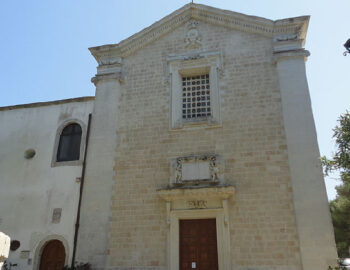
[184,20,202,49]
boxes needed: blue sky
[1,0,348,200]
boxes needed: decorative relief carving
[187,200,207,209]
[218,67,225,78]
[98,57,122,66]
[174,155,219,184]
[183,53,204,61]
[210,159,219,182]
[184,20,202,49]
[273,34,298,42]
[175,159,182,183]
[162,74,171,86]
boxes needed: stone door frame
[157,185,234,270]
[33,235,69,270]
[169,208,231,270]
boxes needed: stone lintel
[157,185,235,202]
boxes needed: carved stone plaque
[20,250,30,259]
[52,208,62,224]
[187,200,207,209]
[174,155,219,184]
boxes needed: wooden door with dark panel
[180,219,218,270]
[39,240,66,270]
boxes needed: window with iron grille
[168,51,221,129]
[182,74,211,120]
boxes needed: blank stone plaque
[182,161,210,181]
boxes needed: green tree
[322,111,350,258]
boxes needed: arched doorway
[39,240,66,270]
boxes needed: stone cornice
[0,97,94,112]
[89,3,310,62]
[91,72,124,85]
[273,48,310,62]
[157,185,235,202]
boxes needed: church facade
[0,3,337,270]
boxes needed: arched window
[56,123,82,162]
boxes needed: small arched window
[56,123,82,162]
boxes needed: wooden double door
[180,219,218,270]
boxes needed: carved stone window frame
[167,50,223,129]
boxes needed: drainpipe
[71,113,92,268]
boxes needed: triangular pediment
[90,3,309,61]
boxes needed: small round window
[24,149,36,159]
[10,240,20,251]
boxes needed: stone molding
[273,33,298,42]
[89,3,310,61]
[157,185,235,201]
[91,72,124,85]
[166,49,221,62]
[0,97,94,112]
[273,48,310,62]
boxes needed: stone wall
[108,20,302,270]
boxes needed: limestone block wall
[108,21,302,270]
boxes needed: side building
[0,97,93,270]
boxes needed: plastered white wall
[0,100,93,270]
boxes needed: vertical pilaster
[76,70,122,270]
[274,40,337,270]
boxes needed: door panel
[180,219,218,270]
[39,240,66,270]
